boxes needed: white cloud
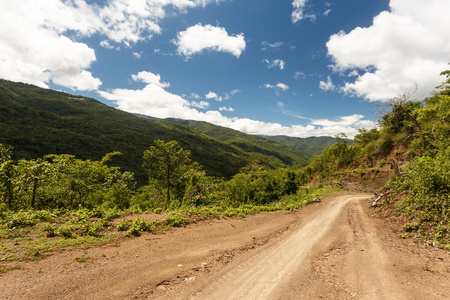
[311,114,369,127]
[100,40,115,50]
[276,83,290,91]
[131,71,170,88]
[292,0,309,23]
[348,70,359,77]
[262,83,289,93]
[205,91,222,101]
[0,0,224,91]
[263,59,286,70]
[99,71,374,138]
[324,9,332,16]
[319,76,335,91]
[0,0,101,91]
[191,101,209,109]
[99,73,203,120]
[205,89,239,101]
[189,92,201,99]
[327,0,450,102]
[133,52,142,59]
[217,116,375,139]
[219,107,234,112]
[97,0,223,45]
[173,24,246,58]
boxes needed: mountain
[0,80,282,184]
[162,119,313,168]
[261,136,338,156]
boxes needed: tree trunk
[31,177,38,209]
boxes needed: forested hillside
[261,135,337,156]
[163,118,313,167]
[0,80,301,184]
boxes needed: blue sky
[1,0,449,138]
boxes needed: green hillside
[261,135,337,156]
[0,80,282,184]
[163,118,312,167]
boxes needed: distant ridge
[261,135,337,156]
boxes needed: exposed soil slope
[1,194,449,299]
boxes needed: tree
[0,144,15,209]
[143,140,196,206]
[17,158,51,209]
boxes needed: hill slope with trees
[298,69,450,248]
[162,118,314,167]
[0,80,306,183]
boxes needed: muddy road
[1,193,449,299]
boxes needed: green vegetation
[0,79,316,184]
[262,135,338,157]
[2,67,449,270]
[0,137,335,270]
[296,68,450,248]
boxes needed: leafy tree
[16,158,51,209]
[143,140,201,206]
[0,144,15,209]
[353,128,380,147]
[379,97,422,134]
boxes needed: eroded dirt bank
[1,193,449,299]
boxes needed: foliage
[220,167,300,206]
[0,79,319,183]
[143,140,212,207]
[0,147,136,211]
[298,134,358,181]
[386,148,450,246]
[290,67,450,248]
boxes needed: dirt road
[1,194,449,299]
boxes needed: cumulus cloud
[131,71,170,88]
[263,59,286,70]
[319,76,336,91]
[99,72,206,120]
[0,0,224,91]
[99,71,374,138]
[173,24,246,58]
[327,0,450,102]
[0,0,101,91]
[98,0,224,45]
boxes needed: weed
[116,219,131,231]
[75,255,89,263]
[422,265,432,272]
